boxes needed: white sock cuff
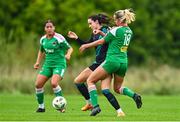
[86,99,91,104]
[35,88,44,94]
[53,85,62,93]
[117,108,123,113]
[88,85,97,92]
[39,103,45,109]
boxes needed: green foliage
[0,0,179,67]
[0,0,179,94]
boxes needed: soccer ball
[52,96,67,110]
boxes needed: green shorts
[39,67,66,78]
[101,60,128,77]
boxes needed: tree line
[0,0,179,67]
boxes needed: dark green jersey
[104,26,133,63]
[40,33,71,68]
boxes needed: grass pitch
[0,94,180,121]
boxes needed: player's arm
[65,47,73,61]
[63,39,73,60]
[93,29,106,36]
[34,50,45,69]
[79,38,105,52]
[79,29,112,52]
[68,31,93,45]
[93,26,109,36]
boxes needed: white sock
[38,103,45,109]
[117,108,123,113]
[86,99,91,104]
[53,85,62,93]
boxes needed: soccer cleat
[117,111,125,117]
[81,104,93,111]
[36,108,45,112]
[133,93,142,109]
[90,106,101,116]
[58,108,66,113]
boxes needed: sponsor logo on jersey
[120,46,128,52]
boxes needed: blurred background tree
[0,0,179,94]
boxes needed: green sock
[53,85,62,96]
[36,92,44,104]
[122,87,135,98]
[54,91,62,96]
[89,90,98,107]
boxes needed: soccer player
[68,14,122,114]
[80,9,142,116]
[34,20,73,113]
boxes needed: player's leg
[101,75,125,117]
[87,66,109,116]
[74,67,93,111]
[114,74,142,108]
[35,74,49,112]
[51,67,65,97]
[113,63,142,109]
[51,68,66,113]
[51,74,63,96]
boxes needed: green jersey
[40,33,71,68]
[104,26,133,63]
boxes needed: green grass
[0,94,180,121]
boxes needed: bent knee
[86,78,95,86]
[74,77,81,83]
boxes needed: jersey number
[123,34,131,46]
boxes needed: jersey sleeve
[76,33,94,45]
[104,32,114,43]
[104,27,117,43]
[63,39,71,50]
[55,33,71,50]
[39,36,45,52]
[39,45,44,52]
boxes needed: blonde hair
[114,8,135,24]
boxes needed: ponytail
[114,8,135,24]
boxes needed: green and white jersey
[40,32,71,68]
[104,26,133,63]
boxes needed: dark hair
[45,19,55,26]
[88,13,110,25]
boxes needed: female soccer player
[68,14,122,114]
[34,20,73,112]
[80,9,142,116]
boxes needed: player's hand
[34,63,40,69]
[65,54,71,60]
[79,44,88,52]
[67,31,78,39]
[93,29,101,35]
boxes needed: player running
[68,14,123,115]
[80,9,142,116]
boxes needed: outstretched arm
[68,31,93,45]
[79,39,105,52]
